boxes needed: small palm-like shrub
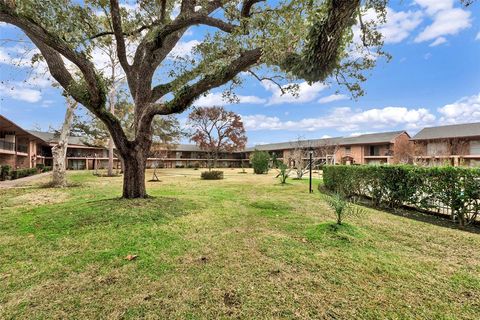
[322,193,365,225]
[201,170,224,180]
[277,162,290,184]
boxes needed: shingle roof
[340,131,407,145]
[412,122,480,140]
[171,144,203,152]
[27,130,91,146]
[246,137,344,152]
[246,131,406,151]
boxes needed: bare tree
[286,138,312,179]
[188,107,247,170]
[316,139,340,165]
[392,137,415,164]
[148,142,176,181]
[51,97,77,187]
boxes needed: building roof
[246,137,344,152]
[27,130,94,147]
[0,115,46,143]
[411,122,480,140]
[340,131,408,145]
[246,131,407,151]
[171,144,203,152]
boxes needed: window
[345,146,351,154]
[369,146,380,156]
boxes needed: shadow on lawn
[360,201,480,235]
[16,196,198,239]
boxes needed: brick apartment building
[0,115,246,170]
[247,131,411,165]
[2,114,480,170]
[411,122,480,167]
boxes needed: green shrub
[250,150,270,174]
[10,168,38,180]
[43,166,53,172]
[322,165,480,226]
[201,170,224,180]
[1,165,12,180]
[36,163,45,171]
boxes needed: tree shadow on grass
[14,196,199,239]
[357,200,480,235]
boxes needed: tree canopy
[188,106,246,168]
[0,0,389,197]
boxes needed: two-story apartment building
[335,131,410,165]
[1,115,246,170]
[0,115,46,169]
[3,113,480,170]
[247,131,410,165]
[411,122,480,167]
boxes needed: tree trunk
[122,151,147,198]
[51,97,77,187]
[108,137,114,176]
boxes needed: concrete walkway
[0,172,52,189]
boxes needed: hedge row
[322,165,480,226]
[0,164,52,181]
[10,168,38,180]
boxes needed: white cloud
[0,83,42,103]
[414,5,471,43]
[429,37,447,47]
[414,0,454,15]
[262,81,327,105]
[349,132,375,137]
[476,32,480,41]
[41,99,55,108]
[378,8,423,44]
[169,40,200,58]
[242,106,435,132]
[438,92,480,123]
[356,7,423,45]
[194,92,266,107]
[0,45,40,68]
[318,94,348,104]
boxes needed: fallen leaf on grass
[125,254,138,261]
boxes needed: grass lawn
[1,169,479,319]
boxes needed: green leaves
[323,165,480,226]
[250,150,270,174]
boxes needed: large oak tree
[0,0,389,198]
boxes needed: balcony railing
[16,144,28,153]
[0,140,15,151]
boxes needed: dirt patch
[7,190,68,208]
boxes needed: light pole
[309,150,313,193]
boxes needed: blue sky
[0,0,479,146]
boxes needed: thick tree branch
[0,2,103,108]
[241,0,265,18]
[151,48,262,116]
[109,0,131,73]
